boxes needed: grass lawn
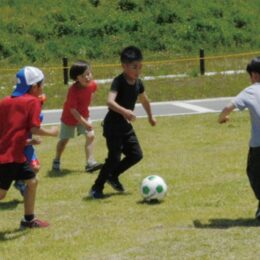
[0,112,259,260]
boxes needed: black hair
[69,60,90,80]
[120,46,143,64]
[246,57,260,75]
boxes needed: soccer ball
[140,175,167,202]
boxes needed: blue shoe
[14,180,27,197]
[52,159,60,171]
[89,188,104,199]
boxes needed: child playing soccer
[52,61,102,173]
[0,66,58,228]
[89,46,156,199]
[14,94,46,196]
[219,57,260,219]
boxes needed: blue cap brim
[12,84,31,97]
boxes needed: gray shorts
[60,120,94,139]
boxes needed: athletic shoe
[85,162,103,173]
[20,218,49,229]
[13,180,27,197]
[88,188,104,199]
[256,202,260,220]
[52,159,60,171]
[107,176,125,192]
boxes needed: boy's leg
[52,122,74,171]
[23,178,38,215]
[14,147,40,197]
[52,138,69,171]
[114,131,143,177]
[55,138,69,160]
[106,131,143,192]
[85,130,95,163]
[20,165,49,228]
[91,134,122,194]
[246,147,260,219]
[84,130,103,173]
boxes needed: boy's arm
[30,126,59,137]
[218,102,236,124]
[107,91,136,122]
[26,137,41,146]
[70,108,93,131]
[139,92,156,126]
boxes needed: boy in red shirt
[0,66,58,228]
[52,61,102,173]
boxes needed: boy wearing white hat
[0,66,58,229]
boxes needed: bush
[0,0,260,64]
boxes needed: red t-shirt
[0,94,41,163]
[61,81,97,126]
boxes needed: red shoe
[20,218,49,229]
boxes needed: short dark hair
[246,57,260,75]
[120,46,143,64]
[70,60,90,80]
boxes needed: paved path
[42,97,232,125]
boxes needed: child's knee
[26,178,38,189]
[131,152,143,164]
[87,132,95,141]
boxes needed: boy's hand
[85,123,93,132]
[149,116,157,126]
[27,137,42,145]
[49,126,59,137]
[124,109,136,122]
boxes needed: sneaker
[85,162,103,173]
[107,176,125,192]
[52,159,60,171]
[88,188,104,199]
[256,203,260,220]
[20,218,49,229]
[14,180,27,197]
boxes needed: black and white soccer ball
[140,175,167,202]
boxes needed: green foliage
[0,0,260,64]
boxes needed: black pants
[93,130,143,191]
[247,147,260,200]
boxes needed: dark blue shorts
[0,162,36,190]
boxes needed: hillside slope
[0,0,260,64]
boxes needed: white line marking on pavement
[173,101,216,113]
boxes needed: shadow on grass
[0,228,28,241]
[47,169,78,178]
[193,218,260,229]
[0,199,22,211]
[136,199,166,205]
[83,191,132,201]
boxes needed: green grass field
[1,112,259,260]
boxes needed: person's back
[0,94,41,163]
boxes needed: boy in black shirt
[89,46,156,199]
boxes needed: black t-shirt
[103,73,145,134]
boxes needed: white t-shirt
[232,82,260,147]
